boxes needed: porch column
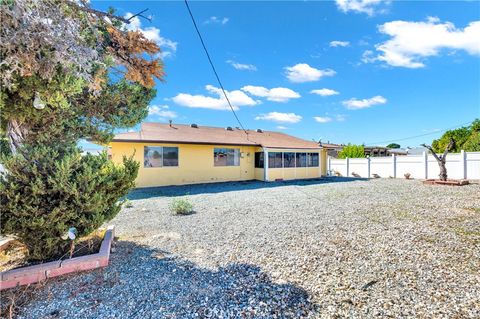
[264,148,269,181]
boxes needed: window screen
[268,152,283,168]
[283,152,295,168]
[296,153,307,167]
[307,153,319,167]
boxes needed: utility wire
[366,121,473,145]
[184,0,249,137]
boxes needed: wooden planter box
[0,226,115,290]
[423,179,470,186]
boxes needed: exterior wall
[263,148,324,181]
[254,168,264,181]
[110,142,257,187]
[328,151,480,180]
[110,143,327,187]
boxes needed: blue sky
[91,0,480,148]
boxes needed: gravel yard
[8,178,480,318]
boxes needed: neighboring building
[321,143,391,158]
[364,146,389,157]
[319,142,344,157]
[110,123,327,187]
[387,148,408,156]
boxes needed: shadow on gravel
[10,241,319,318]
[128,177,367,200]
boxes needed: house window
[268,152,283,168]
[214,148,240,166]
[307,153,319,167]
[283,152,295,168]
[296,153,307,167]
[163,147,179,166]
[144,146,179,168]
[255,152,264,168]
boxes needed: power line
[184,0,249,136]
[366,121,473,145]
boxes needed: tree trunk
[438,160,447,181]
[421,138,454,182]
[6,119,28,155]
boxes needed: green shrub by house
[0,145,139,261]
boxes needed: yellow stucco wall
[110,142,257,187]
[110,142,327,187]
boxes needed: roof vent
[190,123,198,128]
[256,129,263,133]
[226,126,233,131]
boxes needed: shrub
[338,144,365,159]
[0,144,139,261]
[169,198,193,215]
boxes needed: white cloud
[336,114,347,122]
[124,13,177,58]
[255,112,302,124]
[285,63,336,83]
[204,16,229,25]
[148,105,177,119]
[342,95,387,110]
[314,116,333,123]
[276,126,288,130]
[330,40,350,47]
[310,88,340,96]
[335,0,388,16]
[369,17,480,68]
[172,85,258,111]
[361,50,377,64]
[242,85,300,103]
[226,60,257,71]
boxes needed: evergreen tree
[0,0,163,260]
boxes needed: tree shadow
[12,241,319,318]
[128,177,367,200]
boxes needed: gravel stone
[8,178,480,318]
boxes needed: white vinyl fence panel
[328,151,480,180]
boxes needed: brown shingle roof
[112,123,321,149]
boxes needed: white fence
[328,151,480,180]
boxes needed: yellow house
[110,122,327,188]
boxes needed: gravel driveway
[8,178,480,318]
